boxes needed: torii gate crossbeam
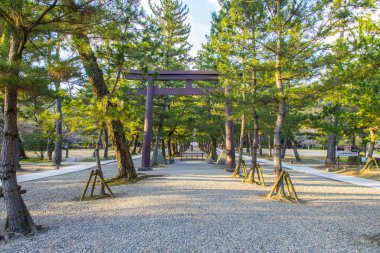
[124,70,236,172]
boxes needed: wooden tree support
[80,169,115,201]
[360,157,380,174]
[1,186,39,234]
[242,163,265,186]
[267,170,299,203]
[231,160,248,178]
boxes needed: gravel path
[1,158,380,253]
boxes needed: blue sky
[140,0,221,56]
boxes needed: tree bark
[47,138,53,161]
[273,0,285,195]
[131,132,138,155]
[103,128,109,159]
[281,137,287,159]
[210,134,218,161]
[238,113,246,164]
[18,135,27,159]
[247,110,260,182]
[53,92,63,167]
[71,31,136,180]
[367,129,376,158]
[292,139,301,162]
[325,114,338,167]
[1,87,29,233]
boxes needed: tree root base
[267,170,299,203]
[360,157,380,174]
[267,194,299,203]
[242,163,265,186]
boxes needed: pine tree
[147,0,192,164]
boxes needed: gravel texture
[1,158,380,253]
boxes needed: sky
[140,0,221,56]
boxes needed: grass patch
[20,158,48,164]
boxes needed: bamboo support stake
[81,170,94,201]
[267,170,285,198]
[90,172,98,197]
[286,172,299,203]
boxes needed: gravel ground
[1,158,380,253]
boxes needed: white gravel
[1,158,380,253]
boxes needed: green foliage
[21,129,47,159]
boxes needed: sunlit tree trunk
[273,0,285,195]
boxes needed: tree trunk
[131,132,138,155]
[269,134,273,157]
[238,113,246,164]
[138,142,143,154]
[65,143,69,158]
[210,135,218,161]
[54,93,63,168]
[18,135,27,159]
[71,31,136,180]
[47,139,53,161]
[106,120,137,180]
[281,137,287,159]
[292,139,301,162]
[273,0,285,195]
[103,128,109,159]
[161,138,166,158]
[167,138,172,157]
[1,87,33,233]
[14,136,22,172]
[367,129,376,158]
[259,135,263,156]
[95,127,105,195]
[247,109,259,182]
[246,134,250,153]
[325,114,337,167]
[152,96,169,165]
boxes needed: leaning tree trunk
[292,139,301,162]
[367,129,376,158]
[71,31,136,180]
[273,0,285,195]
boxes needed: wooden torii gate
[124,70,236,172]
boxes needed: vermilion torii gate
[125,70,236,172]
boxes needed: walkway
[242,153,380,191]
[0,155,142,186]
